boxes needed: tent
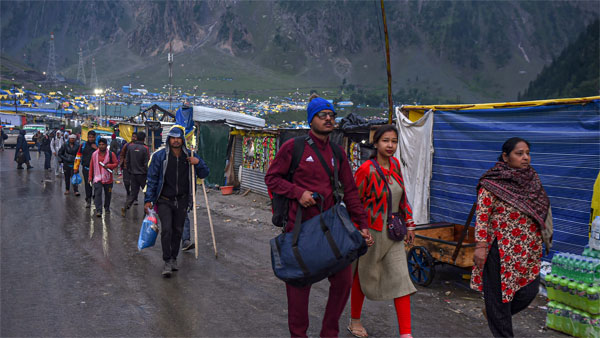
[400,96,600,257]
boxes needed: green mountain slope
[1,1,598,102]
[520,20,599,100]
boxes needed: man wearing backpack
[74,130,97,208]
[265,95,372,338]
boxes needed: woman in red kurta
[471,137,552,337]
[349,125,417,338]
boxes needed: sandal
[347,320,368,338]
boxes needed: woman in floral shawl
[472,137,552,337]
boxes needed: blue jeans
[182,214,191,242]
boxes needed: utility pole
[168,42,173,115]
[45,32,58,84]
[76,47,86,85]
[380,0,394,124]
[90,58,99,90]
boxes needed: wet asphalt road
[1,151,560,337]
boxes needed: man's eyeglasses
[316,111,337,119]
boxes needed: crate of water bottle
[547,301,600,337]
[583,245,600,260]
[545,274,600,314]
[551,252,600,283]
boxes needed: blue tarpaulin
[429,100,600,257]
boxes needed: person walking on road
[109,133,120,157]
[265,95,372,338]
[40,132,52,170]
[51,131,64,176]
[144,126,209,278]
[181,215,195,251]
[14,129,33,170]
[88,138,118,217]
[121,131,149,215]
[0,127,7,151]
[74,131,98,208]
[349,125,417,338]
[59,134,80,196]
[119,133,137,197]
[471,137,552,337]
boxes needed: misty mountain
[1,0,598,102]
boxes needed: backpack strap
[287,136,306,181]
[306,137,343,202]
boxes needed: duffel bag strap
[292,206,310,277]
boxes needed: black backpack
[271,135,343,228]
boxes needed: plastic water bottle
[555,303,566,333]
[564,306,574,336]
[559,277,569,304]
[577,282,588,311]
[581,312,592,338]
[588,284,600,315]
[591,314,600,337]
[546,274,556,300]
[546,301,556,329]
[591,216,600,250]
[568,279,577,306]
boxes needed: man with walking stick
[144,125,209,278]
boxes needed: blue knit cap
[307,98,335,124]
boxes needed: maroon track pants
[285,265,352,338]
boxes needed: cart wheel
[407,246,435,286]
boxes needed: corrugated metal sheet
[193,106,265,128]
[240,167,268,196]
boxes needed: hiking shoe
[170,259,179,271]
[182,240,195,252]
[162,263,172,277]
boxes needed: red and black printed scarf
[478,161,550,229]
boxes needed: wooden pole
[202,182,218,258]
[380,0,394,124]
[190,155,199,259]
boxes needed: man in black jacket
[75,131,97,207]
[59,134,80,195]
[122,131,149,215]
[40,132,52,170]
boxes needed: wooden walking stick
[190,153,199,259]
[202,181,218,258]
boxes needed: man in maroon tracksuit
[265,95,373,338]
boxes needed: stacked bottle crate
[545,246,600,337]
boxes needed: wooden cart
[406,203,477,286]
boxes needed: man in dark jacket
[74,131,97,207]
[265,95,371,338]
[59,134,80,195]
[40,132,52,170]
[144,125,209,277]
[14,129,32,169]
[122,131,150,215]
[119,133,137,196]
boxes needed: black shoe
[105,209,111,215]
[17,166,23,170]
[162,263,172,277]
[85,201,91,208]
[170,259,179,271]
[182,241,195,252]
[95,211,102,217]
[134,200,139,205]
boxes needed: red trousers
[350,269,411,335]
[286,265,352,338]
